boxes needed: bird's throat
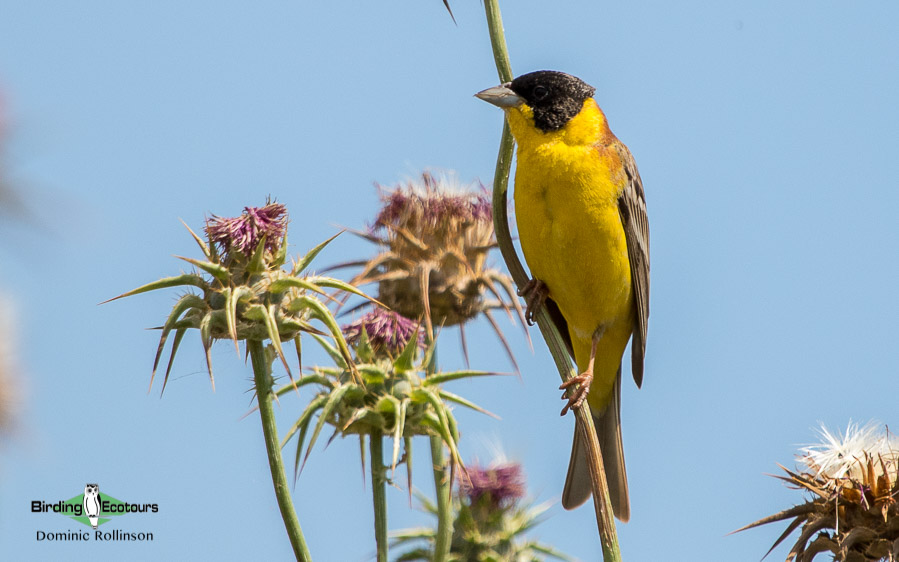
[505,99,611,150]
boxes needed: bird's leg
[559,333,599,416]
[517,277,549,326]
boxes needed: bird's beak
[475,83,524,108]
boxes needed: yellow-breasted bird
[476,70,649,521]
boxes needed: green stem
[427,343,453,562]
[430,436,453,561]
[484,0,513,83]
[248,339,313,562]
[483,2,621,560]
[370,431,388,562]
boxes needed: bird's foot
[559,372,593,416]
[517,278,549,326]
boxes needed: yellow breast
[507,100,634,408]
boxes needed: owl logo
[83,483,101,529]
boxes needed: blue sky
[1,1,898,560]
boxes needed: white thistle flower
[801,421,899,480]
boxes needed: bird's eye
[533,85,549,100]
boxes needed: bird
[476,70,649,521]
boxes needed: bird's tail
[561,373,629,521]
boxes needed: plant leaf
[272,233,288,269]
[405,436,413,506]
[150,294,205,385]
[422,370,503,386]
[392,399,407,472]
[293,231,343,276]
[263,303,293,381]
[180,218,212,261]
[441,0,456,24]
[101,274,208,304]
[272,374,332,399]
[437,389,499,419]
[393,328,419,373]
[307,275,382,306]
[158,327,187,396]
[311,334,347,370]
[294,295,358,382]
[247,234,268,275]
[199,313,215,391]
[268,276,329,296]
[419,390,461,467]
[302,384,353,470]
[176,255,230,283]
[292,396,328,480]
[282,394,328,449]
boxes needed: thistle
[328,172,527,561]
[337,172,525,363]
[107,201,366,393]
[460,462,526,511]
[276,306,500,481]
[737,422,899,561]
[276,305,501,561]
[392,461,573,562]
[343,309,425,358]
[107,202,380,561]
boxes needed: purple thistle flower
[343,308,424,356]
[460,463,525,508]
[206,202,288,258]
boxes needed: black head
[508,71,596,133]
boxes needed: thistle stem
[483,2,621,560]
[427,344,453,562]
[484,0,513,83]
[370,430,388,562]
[430,436,453,561]
[248,339,312,562]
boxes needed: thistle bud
[280,310,501,486]
[460,462,526,510]
[206,202,288,266]
[342,308,424,359]
[109,203,361,393]
[393,459,573,561]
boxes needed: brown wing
[545,297,574,359]
[613,141,649,388]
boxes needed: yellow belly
[514,141,634,410]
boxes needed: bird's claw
[518,278,549,326]
[559,372,593,416]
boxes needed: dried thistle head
[371,172,494,328]
[737,422,899,562]
[335,172,525,367]
[107,203,370,393]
